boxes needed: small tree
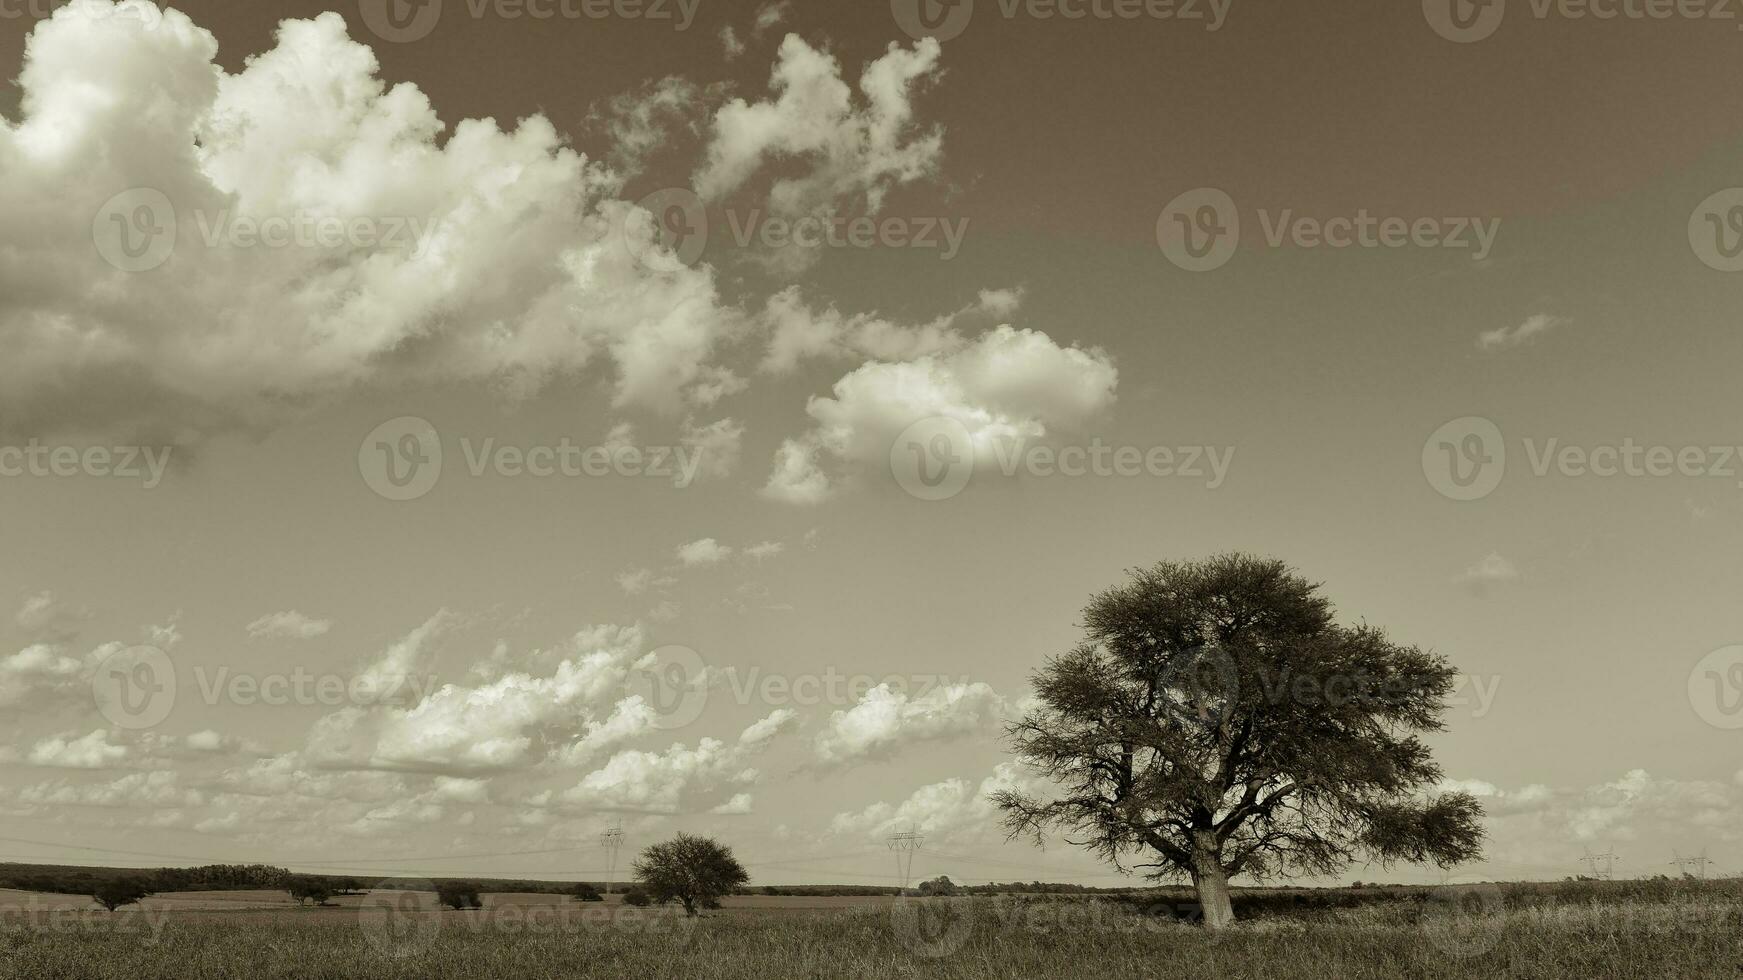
[92,879,150,912]
[571,881,604,902]
[632,833,748,916]
[436,883,482,910]
[995,554,1485,930]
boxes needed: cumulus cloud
[1477,314,1569,352]
[831,762,1043,839]
[305,621,648,775]
[1,4,742,442]
[696,35,944,218]
[676,537,733,566]
[26,729,132,769]
[245,610,333,640]
[813,682,1008,766]
[1441,770,1743,872]
[558,708,794,813]
[764,325,1118,503]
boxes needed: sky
[0,0,1740,888]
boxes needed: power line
[887,829,924,891]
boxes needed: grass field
[1,879,1738,978]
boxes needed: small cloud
[1477,314,1569,352]
[743,541,784,561]
[1457,552,1520,597]
[246,610,333,640]
[676,538,733,567]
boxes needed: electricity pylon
[1581,846,1619,880]
[888,829,924,891]
[1670,848,1710,880]
[600,819,625,895]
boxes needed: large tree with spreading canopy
[994,554,1484,929]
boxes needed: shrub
[572,882,603,902]
[621,887,651,907]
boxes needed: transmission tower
[1670,848,1710,880]
[1581,846,1619,880]
[600,819,625,895]
[888,829,925,891]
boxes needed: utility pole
[888,829,924,891]
[1581,846,1619,881]
[600,819,625,895]
[1670,848,1710,880]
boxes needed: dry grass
[1,880,1738,979]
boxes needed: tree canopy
[994,554,1485,929]
[632,833,748,916]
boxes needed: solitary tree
[571,881,604,902]
[91,879,150,912]
[435,883,482,910]
[632,833,748,916]
[994,554,1484,930]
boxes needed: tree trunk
[1189,835,1236,930]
